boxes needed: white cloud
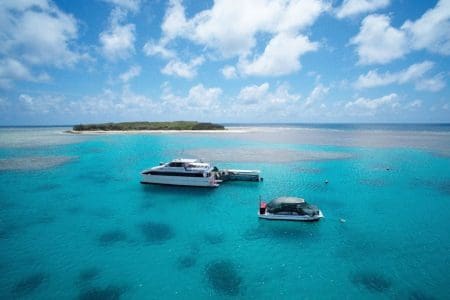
[304,83,329,108]
[99,23,135,60]
[147,0,328,77]
[103,0,141,12]
[401,0,450,55]
[268,84,301,105]
[345,93,399,115]
[161,0,190,40]
[405,99,422,110]
[119,65,141,82]
[237,83,270,104]
[0,0,83,67]
[184,0,327,58]
[350,14,408,64]
[99,8,135,60]
[19,94,35,108]
[186,84,222,108]
[161,56,205,79]
[186,0,278,58]
[415,74,446,92]
[10,83,223,122]
[275,0,328,33]
[239,33,318,76]
[229,82,301,120]
[221,65,237,79]
[72,87,159,121]
[161,83,223,115]
[0,58,50,89]
[19,93,65,114]
[142,41,176,59]
[12,85,159,122]
[141,0,188,61]
[0,59,33,81]
[351,0,450,64]
[335,0,389,19]
[2,75,299,121]
[355,61,445,91]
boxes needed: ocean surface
[0,124,449,299]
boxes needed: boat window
[147,171,204,177]
[168,162,184,167]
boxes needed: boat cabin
[266,197,320,217]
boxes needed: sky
[0,0,449,125]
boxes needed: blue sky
[0,0,449,125]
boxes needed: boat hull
[140,174,218,187]
[258,210,323,221]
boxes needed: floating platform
[217,169,262,182]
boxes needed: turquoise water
[0,126,449,299]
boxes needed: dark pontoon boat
[258,197,323,221]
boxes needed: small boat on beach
[258,197,323,221]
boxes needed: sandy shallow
[0,156,77,171]
[63,126,450,155]
[182,148,353,163]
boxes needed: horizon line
[1,122,450,127]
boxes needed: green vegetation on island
[72,121,225,131]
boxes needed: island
[72,121,225,131]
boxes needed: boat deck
[217,169,262,182]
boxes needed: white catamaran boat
[258,197,323,221]
[140,158,220,187]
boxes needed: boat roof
[269,197,306,205]
[226,169,260,174]
[171,158,201,163]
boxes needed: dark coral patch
[77,172,116,185]
[244,224,314,241]
[294,167,321,174]
[32,214,55,225]
[437,180,450,195]
[12,273,47,296]
[78,285,127,300]
[351,271,392,293]
[205,260,242,296]
[140,199,154,210]
[0,199,16,209]
[33,183,61,192]
[139,221,174,243]
[0,156,75,171]
[410,178,450,196]
[270,226,312,239]
[176,255,196,270]
[302,181,329,192]
[242,227,264,241]
[360,178,386,187]
[67,205,84,215]
[97,229,127,246]
[203,232,225,244]
[408,290,436,300]
[78,267,101,282]
[90,208,113,219]
[0,222,21,239]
